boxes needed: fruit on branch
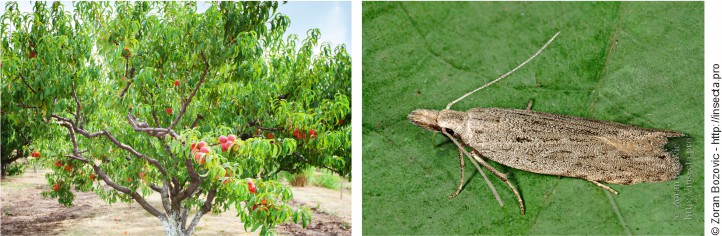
[166,108,172,115]
[227,135,236,142]
[252,199,269,212]
[126,177,132,182]
[221,140,234,153]
[218,135,227,144]
[122,47,130,58]
[309,129,317,138]
[64,165,72,172]
[199,146,210,154]
[53,183,60,192]
[267,133,274,139]
[190,142,196,150]
[197,141,207,149]
[293,128,300,139]
[138,171,145,179]
[194,153,206,165]
[55,160,62,167]
[222,178,231,185]
[247,181,257,194]
[174,80,179,87]
[90,173,96,181]
[339,119,344,125]
[29,51,36,59]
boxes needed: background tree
[1,2,351,235]
[1,114,32,178]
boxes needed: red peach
[247,181,257,194]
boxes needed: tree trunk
[159,209,205,236]
[1,148,23,179]
[1,162,7,179]
[160,213,188,236]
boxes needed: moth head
[408,109,441,132]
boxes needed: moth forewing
[461,108,684,185]
[407,31,685,215]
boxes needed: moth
[408,32,684,215]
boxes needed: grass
[277,167,346,191]
[362,2,702,235]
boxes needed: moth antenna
[446,31,561,110]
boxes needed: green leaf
[362,1,702,235]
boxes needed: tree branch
[176,159,202,201]
[18,103,38,109]
[184,189,216,235]
[2,150,27,165]
[126,113,179,139]
[119,81,133,100]
[119,56,133,100]
[92,164,164,218]
[71,82,83,128]
[293,152,341,175]
[190,114,203,129]
[169,52,209,130]
[57,121,164,219]
[52,114,169,178]
[256,125,282,131]
[151,111,161,128]
[157,181,173,216]
[18,73,37,94]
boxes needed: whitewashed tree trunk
[161,213,189,236]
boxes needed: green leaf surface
[362,2,702,235]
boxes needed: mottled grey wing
[460,108,684,185]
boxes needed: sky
[6,1,352,54]
[277,1,352,54]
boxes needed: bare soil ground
[1,169,351,235]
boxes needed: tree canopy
[1,2,351,235]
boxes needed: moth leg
[469,150,525,215]
[441,130,503,206]
[448,146,465,199]
[466,153,504,206]
[441,129,522,214]
[589,180,619,195]
[526,99,534,111]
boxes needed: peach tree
[1,2,351,235]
